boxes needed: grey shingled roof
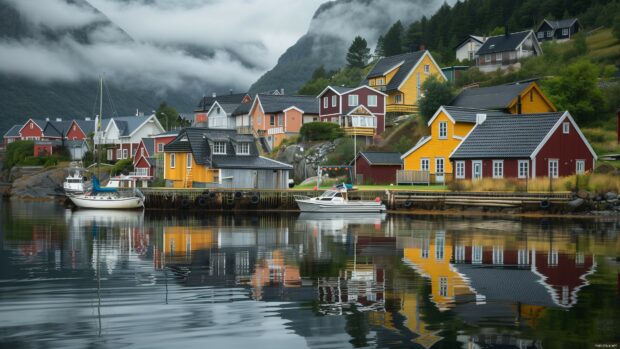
[142,138,155,156]
[164,128,291,170]
[544,18,578,30]
[44,120,73,138]
[232,101,252,116]
[103,116,153,137]
[74,120,95,135]
[258,94,319,114]
[366,51,426,92]
[330,86,355,94]
[359,152,402,166]
[442,106,509,123]
[476,30,531,55]
[3,125,21,138]
[195,93,249,112]
[449,83,531,110]
[451,112,564,159]
[212,102,241,115]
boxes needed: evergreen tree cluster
[375,0,620,65]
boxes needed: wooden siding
[66,121,87,140]
[388,53,445,109]
[507,84,556,114]
[20,120,44,139]
[164,152,217,188]
[355,156,400,185]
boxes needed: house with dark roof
[43,118,95,141]
[450,81,556,114]
[133,137,157,180]
[194,92,251,127]
[249,94,319,151]
[95,114,165,162]
[17,118,47,141]
[536,18,581,42]
[351,151,401,184]
[365,50,446,114]
[450,111,597,179]
[455,35,486,62]
[317,85,387,139]
[2,125,22,146]
[475,30,542,72]
[163,128,292,189]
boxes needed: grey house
[164,128,292,189]
[536,18,580,42]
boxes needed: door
[435,158,445,183]
[472,161,482,180]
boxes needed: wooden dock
[141,188,573,212]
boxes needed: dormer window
[213,141,226,154]
[237,142,250,155]
[377,78,384,85]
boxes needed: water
[0,201,619,349]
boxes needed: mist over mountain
[249,0,453,94]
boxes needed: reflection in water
[0,201,619,349]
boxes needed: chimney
[212,92,217,98]
[229,89,233,95]
[419,44,425,51]
[517,95,522,114]
[85,117,91,121]
[280,88,284,95]
[55,118,62,122]
[45,117,50,122]
[476,113,487,125]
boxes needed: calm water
[0,201,619,349]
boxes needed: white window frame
[576,160,585,174]
[170,153,176,168]
[238,142,250,155]
[472,245,483,264]
[562,122,570,134]
[116,149,122,159]
[157,143,163,152]
[367,95,377,107]
[435,157,445,175]
[439,277,448,297]
[472,160,482,180]
[394,94,402,104]
[509,51,516,60]
[29,123,34,129]
[213,142,227,155]
[421,158,430,172]
[455,161,465,179]
[492,246,504,265]
[424,64,430,74]
[496,52,502,61]
[485,54,491,63]
[492,160,504,179]
[562,28,569,36]
[331,95,337,107]
[323,97,328,108]
[547,30,553,37]
[186,153,192,169]
[348,94,359,106]
[537,31,544,39]
[377,78,384,85]
[107,149,113,161]
[548,159,559,178]
[438,121,448,139]
[123,149,128,159]
[518,160,529,179]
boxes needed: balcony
[386,104,418,114]
[236,126,253,135]
[340,115,376,137]
[343,127,375,137]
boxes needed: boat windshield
[319,190,343,199]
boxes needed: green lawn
[293,184,447,191]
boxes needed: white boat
[68,194,144,209]
[294,189,386,213]
[63,168,90,195]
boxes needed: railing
[343,127,375,137]
[387,104,418,114]
[267,127,284,135]
[397,170,430,185]
[236,126,253,135]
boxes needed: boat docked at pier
[63,167,90,195]
[68,176,144,210]
[294,189,386,213]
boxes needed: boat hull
[295,199,386,213]
[69,195,144,209]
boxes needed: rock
[276,140,337,182]
[576,190,590,200]
[568,198,585,209]
[10,167,66,200]
[605,192,618,201]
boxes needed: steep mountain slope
[249,0,449,94]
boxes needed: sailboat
[68,76,145,210]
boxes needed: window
[496,52,502,61]
[472,246,483,264]
[518,160,529,179]
[416,72,421,98]
[562,122,570,134]
[537,31,544,39]
[439,277,448,297]
[518,249,530,265]
[368,95,377,107]
[141,148,145,157]
[135,168,149,176]
[269,115,275,126]
[186,153,192,168]
[323,97,328,108]
[278,113,283,126]
[438,122,447,139]
[216,106,221,114]
[157,143,163,152]
[435,158,444,175]
[547,30,553,37]
[257,115,262,125]
[424,64,430,74]
[548,159,559,178]
[530,90,534,102]
[548,250,559,266]
[421,158,430,172]
[576,160,585,174]
[394,94,403,104]
[116,149,122,159]
[492,160,504,178]
[435,233,445,260]
[492,246,504,265]
[509,51,516,60]
[107,149,113,161]
[213,142,227,154]
[348,94,359,106]
[331,95,337,107]
[377,78,384,85]
[485,54,491,63]
[455,161,465,179]
[123,149,128,159]
[562,28,569,36]
[73,125,76,131]
[237,142,250,155]
[170,153,176,168]
[421,239,430,259]
[455,245,465,262]
[29,123,33,129]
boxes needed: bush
[43,157,58,168]
[21,156,43,166]
[300,122,344,141]
[5,140,35,168]
[111,159,134,175]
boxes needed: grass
[294,183,447,191]
[449,174,620,194]
[582,126,620,155]
[586,29,620,61]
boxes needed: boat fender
[195,196,208,207]
[375,197,381,203]
[540,200,550,209]
[180,198,192,209]
[250,194,260,204]
[404,200,414,209]
[209,192,217,199]
[234,191,243,199]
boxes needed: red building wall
[20,120,44,139]
[66,122,87,140]
[154,136,176,154]
[134,156,153,176]
[355,156,400,184]
[34,143,52,157]
[342,88,385,116]
[319,89,340,117]
[535,119,595,178]
[455,159,531,180]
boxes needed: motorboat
[63,168,90,195]
[68,176,144,210]
[294,189,386,213]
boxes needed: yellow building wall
[399,54,445,106]
[507,85,557,114]
[402,111,474,174]
[163,227,215,256]
[164,152,216,187]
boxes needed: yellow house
[450,81,556,114]
[366,50,446,114]
[163,128,292,189]
[401,106,507,182]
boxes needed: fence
[396,170,430,185]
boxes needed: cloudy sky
[0,0,327,91]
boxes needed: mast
[97,75,103,179]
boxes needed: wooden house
[133,138,156,179]
[536,18,580,42]
[475,30,542,72]
[449,81,556,114]
[365,50,446,114]
[455,35,486,62]
[450,112,597,180]
[163,128,292,189]
[96,114,165,162]
[2,125,21,146]
[352,151,402,184]
[194,92,251,127]
[317,85,387,139]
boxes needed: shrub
[20,156,43,166]
[300,122,344,141]
[43,157,58,168]
[5,140,35,168]
[111,159,134,175]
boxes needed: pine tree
[382,21,404,56]
[374,35,385,58]
[346,36,371,68]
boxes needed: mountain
[248,0,450,94]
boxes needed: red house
[351,151,402,184]
[43,119,94,141]
[33,141,53,157]
[317,85,387,138]
[153,129,180,154]
[18,119,46,140]
[133,138,156,178]
[533,250,595,307]
[450,111,597,179]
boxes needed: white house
[94,114,165,162]
[455,35,486,62]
